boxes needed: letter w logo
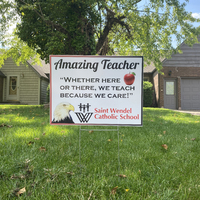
[75,113,93,123]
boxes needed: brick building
[144,36,200,110]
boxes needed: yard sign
[50,56,143,126]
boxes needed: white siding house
[0,57,49,105]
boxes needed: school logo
[75,103,93,123]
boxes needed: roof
[162,35,200,67]
[0,70,6,77]
[144,35,200,73]
[143,63,156,73]
[27,59,50,79]
[163,35,200,67]
[0,51,50,79]
[144,58,165,73]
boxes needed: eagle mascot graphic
[52,102,75,124]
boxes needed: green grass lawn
[0,105,200,199]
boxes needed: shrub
[143,81,153,107]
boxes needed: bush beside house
[143,81,154,107]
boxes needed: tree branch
[18,0,69,34]
[96,7,132,54]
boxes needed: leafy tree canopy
[0,0,200,71]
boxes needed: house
[0,57,49,105]
[144,35,200,110]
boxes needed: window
[166,81,174,95]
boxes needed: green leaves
[0,32,41,68]
[0,0,200,71]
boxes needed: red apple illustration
[124,72,136,85]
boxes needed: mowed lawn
[0,105,200,200]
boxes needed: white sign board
[50,56,143,126]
